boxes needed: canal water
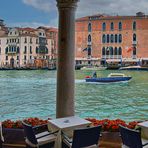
[0,70,148,122]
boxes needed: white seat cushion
[26,131,56,147]
[37,134,56,146]
[35,131,50,138]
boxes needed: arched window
[119,34,122,43]
[133,21,136,30]
[114,47,118,55]
[118,22,122,30]
[88,23,91,32]
[24,46,27,54]
[102,47,106,55]
[106,47,110,55]
[9,46,11,52]
[88,34,91,42]
[17,47,20,53]
[110,22,114,30]
[102,22,106,31]
[102,34,106,43]
[110,34,114,43]
[30,38,32,43]
[107,34,110,43]
[119,47,122,55]
[87,46,91,56]
[45,47,48,54]
[36,47,39,54]
[5,47,8,54]
[133,47,136,55]
[115,34,118,43]
[110,47,113,55]
[14,46,16,52]
[133,33,136,41]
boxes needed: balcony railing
[132,41,137,45]
[7,51,17,55]
[102,55,122,59]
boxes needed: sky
[0,0,148,28]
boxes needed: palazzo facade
[75,12,148,67]
[0,19,58,69]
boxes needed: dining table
[48,116,92,148]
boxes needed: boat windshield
[108,73,125,77]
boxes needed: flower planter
[3,128,25,145]
[99,132,122,148]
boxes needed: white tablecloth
[138,121,148,139]
[48,116,92,148]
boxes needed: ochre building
[75,12,148,67]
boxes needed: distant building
[75,12,148,67]
[0,20,58,69]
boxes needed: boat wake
[75,79,86,83]
[84,80,130,85]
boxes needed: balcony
[132,41,137,45]
[87,42,91,46]
[37,46,48,54]
[7,51,17,55]
[101,55,122,59]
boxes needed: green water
[0,70,148,122]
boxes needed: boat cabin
[108,73,125,77]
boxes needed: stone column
[56,0,79,118]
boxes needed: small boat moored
[85,73,132,83]
[81,66,107,70]
[119,65,148,71]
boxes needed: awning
[75,58,100,61]
[122,58,139,62]
[141,58,148,61]
[106,59,121,63]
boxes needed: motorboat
[119,65,148,71]
[81,66,106,70]
[85,73,132,83]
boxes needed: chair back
[119,125,142,148]
[72,125,101,148]
[22,121,38,145]
[0,122,4,145]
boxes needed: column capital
[56,0,79,9]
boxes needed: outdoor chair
[0,122,4,148]
[119,125,148,148]
[62,125,102,148]
[22,121,57,148]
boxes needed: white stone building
[0,20,58,69]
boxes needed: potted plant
[2,118,49,145]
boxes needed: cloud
[9,22,51,28]
[20,0,148,27]
[22,0,148,17]
[77,0,148,17]
[22,0,56,13]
